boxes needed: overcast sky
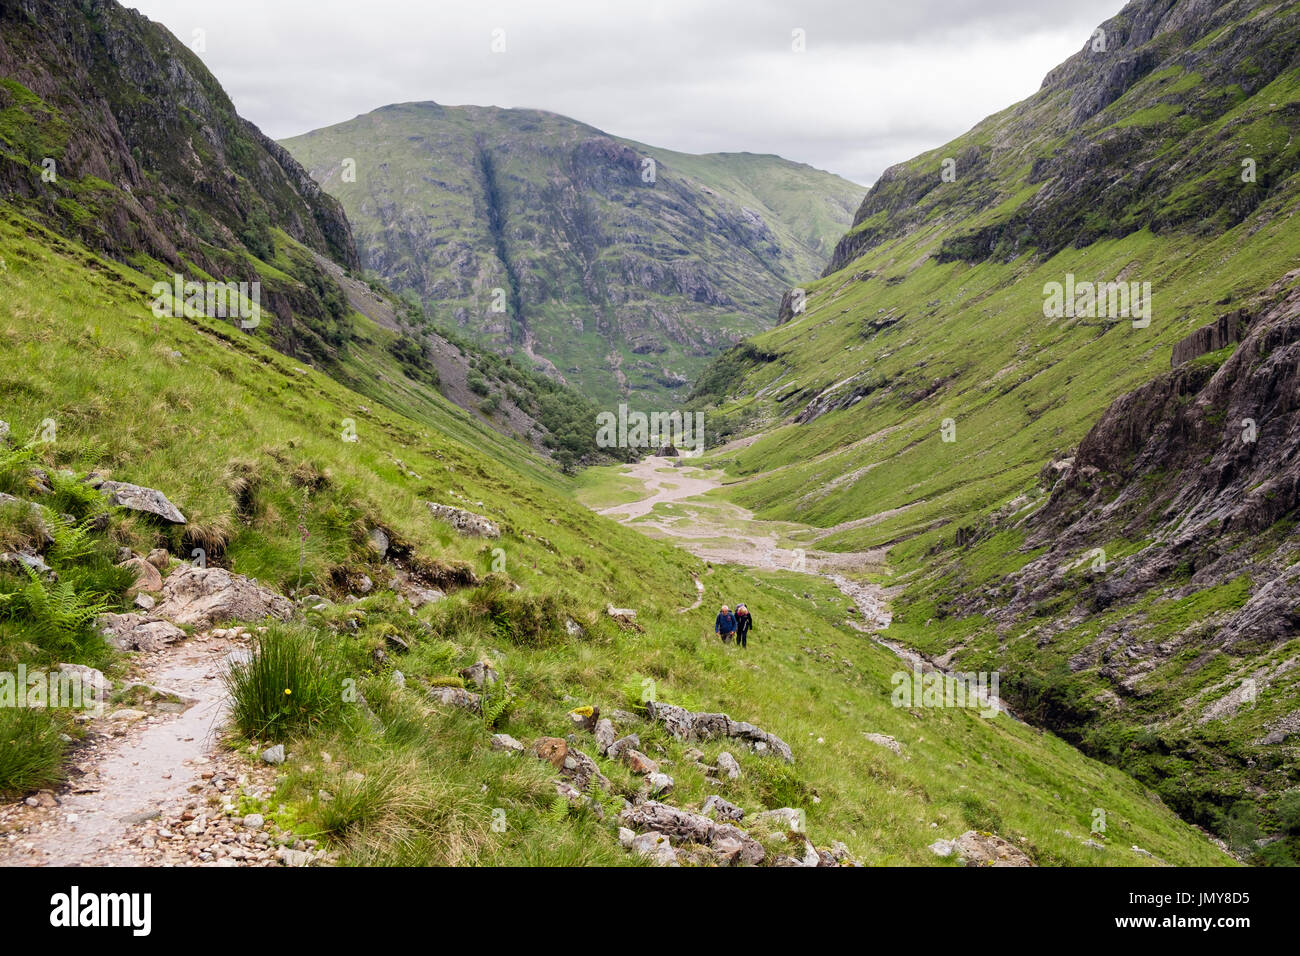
[131,0,1122,186]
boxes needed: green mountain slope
[0,204,1230,867]
[281,103,862,405]
[691,0,1300,861]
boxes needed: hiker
[715,604,737,644]
[735,603,753,649]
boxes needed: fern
[480,682,515,729]
[0,565,110,653]
[548,792,571,824]
[44,511,98,564]
[0,443,37,497]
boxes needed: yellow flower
[284,688,292,695]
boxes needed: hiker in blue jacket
[715,604,737,644]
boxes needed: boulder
[261,744,286,765]
[567,706,598,733]
[366,527,390,558]
[620,801,764,866]
[607,734,640,760]
[97,613,185,652]
[623,749,659,775]
[145,548,170,571]
[561,747,610,792]
[645,772,674,796]
[646,701,794,763]
[153,565,293,627]
[594,718,616,755]
[1,551,54,578]
[863,732,903,755]
[429,685,481,714]
[490,733,524,754]
[701,794,744,822]
[99,481,186,524]
[118,556,163,595]
[425,502,500,538]
[403,586,446,609]
[459,662,499,688]
[716,751,741,779]
[605,605,641,631]
[943,830,1035,867]
[630,831,677,866]
[531,737,569,770]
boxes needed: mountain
[692,0,1300,862]
[0,0,1232,869]
[281,103,862,405]
[0,0,626,461]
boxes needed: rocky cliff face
[827,0,1300,274]
[0,0,358,363]
[998,271,1300,650]
[282,103,862,404]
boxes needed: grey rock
[429,685,482,714]
[490,733,524,754]
[863,732,903,755]
[701,794,744,822]
[595,718,616,755]
[367,527,390,558]
[620,801,764,866]
[646,700,793,763]
[153,565,293,627]
[646,772,674,795]
[629,830,677,866]
[1,551,54,577]
[99,480,186,524]
[607,734,641,760]
[96,613,185,652]
[242,813,265,830]
[261,745,286,765]
[460,661,499,688]
[425,502,500,538]
[716,751,741,779]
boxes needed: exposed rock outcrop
[153,566,294,628]
[645,701,794,763]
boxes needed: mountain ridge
[281,102,862,404]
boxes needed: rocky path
[0,629,272,866]
[0,559,326,867]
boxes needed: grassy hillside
[689,0,1300,861]
[0,205,1232,866]
[281,103,862,405]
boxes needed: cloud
[132,0,1121,184]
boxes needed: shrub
[225,625,345,740]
